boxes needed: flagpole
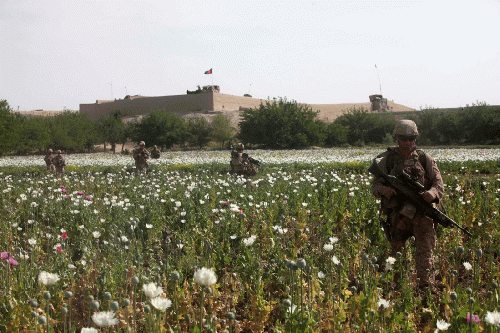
[375,64,382,95]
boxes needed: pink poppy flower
[77,191,84,195]
[85,195,92,201]
[61,232,67,240]
[1,252,9,260]
[56,246,62,253]
[467,312,481,324]
[8,257,19,266]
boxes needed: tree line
[1,98,499,156]
[239,99,500,148]
[0,100,234,156]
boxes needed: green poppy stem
[200,287,205,333]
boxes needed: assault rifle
[369,158,471,236]
[231,151,262,166]
[243,153,262,166]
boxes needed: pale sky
[1,0,499,111]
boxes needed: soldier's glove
[375,186,397,199]
[421,190,436,203]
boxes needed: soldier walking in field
[44,149,55,171]
[371,119,445,305]
[230,143,261,188]
[151,145,161,159]
[53,150,66,176]
[133,141,150,174]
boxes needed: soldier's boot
[417,270,436,310]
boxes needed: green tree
[238,98,321,149]
[132,110,186,149]
[98,111,126,153]
[415,109,440,145]
[334,107,378,146]
[436,112,461,144]
[211,114,234,148]
[0,100,16,155]
[365,114,396,145]
[324,123,348,146]
[13,116,51,154]
[120,121,136,152]
[186,116,212,149]
[47,112,98,152]
[458,103,500,144]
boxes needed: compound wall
[80,93,216,121]
[80,91,414,123]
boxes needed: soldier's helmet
[393,119,419,136]
[237,143,244,150]
[153,145,157,149]
[140,141,145,146]
[48,149,53,153]
[56,150,61,154]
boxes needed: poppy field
[1,148,500,332]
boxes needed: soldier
[371,119,444,304]
[53,150,66,176]
[230,143,260,179]
[44,149,55,171]
[151,145,161,159]
[133,141,150,174]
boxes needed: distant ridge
[310,101,415,122]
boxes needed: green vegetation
[0,160,499,332]
[238,98,324,148]
[0,100,98,155]
[1,98,499,156]
[0,100,235,155]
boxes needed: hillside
[311,100,415,122]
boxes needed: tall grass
[0,152,499,332]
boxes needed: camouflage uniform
[53,150,66,176]
[372,120,444,294]
[44,149,55,171]
[230,144,258,178]
[133,142,150,174]
[151,146,161,159]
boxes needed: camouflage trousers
[46,163,55,171]
[243,165,258,177]
[388,211,436,291]
[232,165,257,178]
[55,166,65,176]
[135,162,148,174]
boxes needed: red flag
[204,68,212,74]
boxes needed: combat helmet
[237,143,244,150]
[393,120,418,136]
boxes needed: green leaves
[238,98,322,149]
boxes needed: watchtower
[369,94,388,112]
